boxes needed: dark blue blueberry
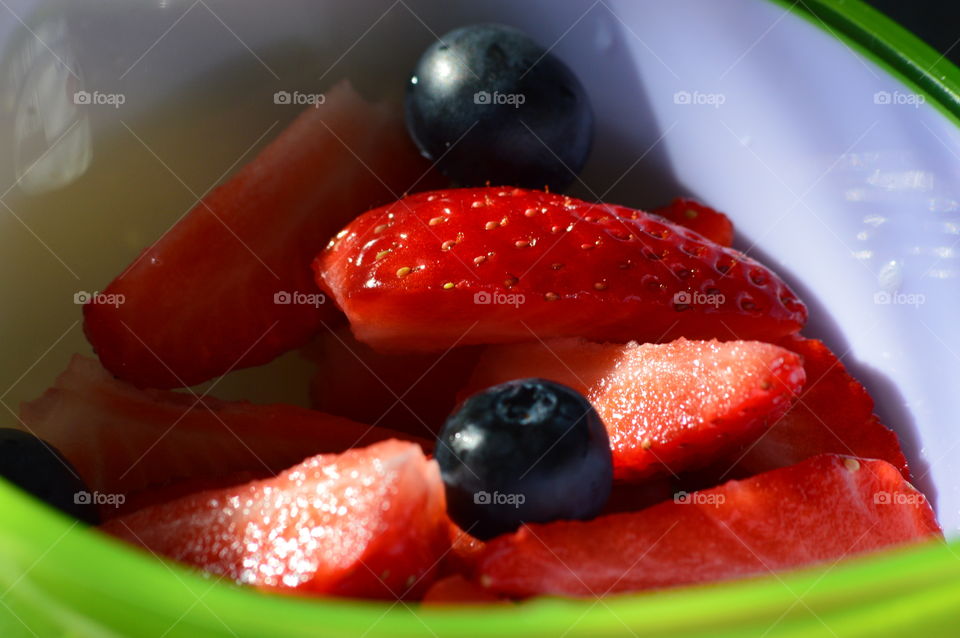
[405,23,593,192]
[0,429,99,524]
[435,378,612,540]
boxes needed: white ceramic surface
[1,0,959,535]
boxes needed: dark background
[866,0,960,64]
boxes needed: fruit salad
[4,23,941,606]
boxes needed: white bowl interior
[1,0,958,532]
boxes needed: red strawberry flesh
[19,355,426,498]
[423,575,502,605]
[315,187,806,352]
[460,337,805,480]
[724,335,910,479]
[652,197,734,247]
[101,440,449,599]
[476,454,941,598]
[84,81,439,388]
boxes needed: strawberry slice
[460,338,805,480]
[423,575,502,605]
[19,355,425,498]
[441,521,487,580]
[724,335,909,479]
[304,326,482,437]
[84,81,439,388]
[101,440,449,599]
[476,454,941,598]
[110,471,266,519]
[652,197,734,247]
[315,187,807,352]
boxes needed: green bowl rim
[773,0,960,126]
[3,0,960,636]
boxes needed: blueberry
[405,23,593,192]
[435,379,612,540]
[0,429,99,524]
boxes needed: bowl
[2,0,960,635]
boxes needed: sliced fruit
[422,575,502,605]
[315,187,807,352]
[304,325,482,437]
[19,355,426,498]
[442,522,487,578]
[109,471,266,519]
[725,335,910,479]
[102,440,449,599]
[84,81,440,388]
[477,454,941,598]
[652,197,734,247]
[460,338,805,480]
